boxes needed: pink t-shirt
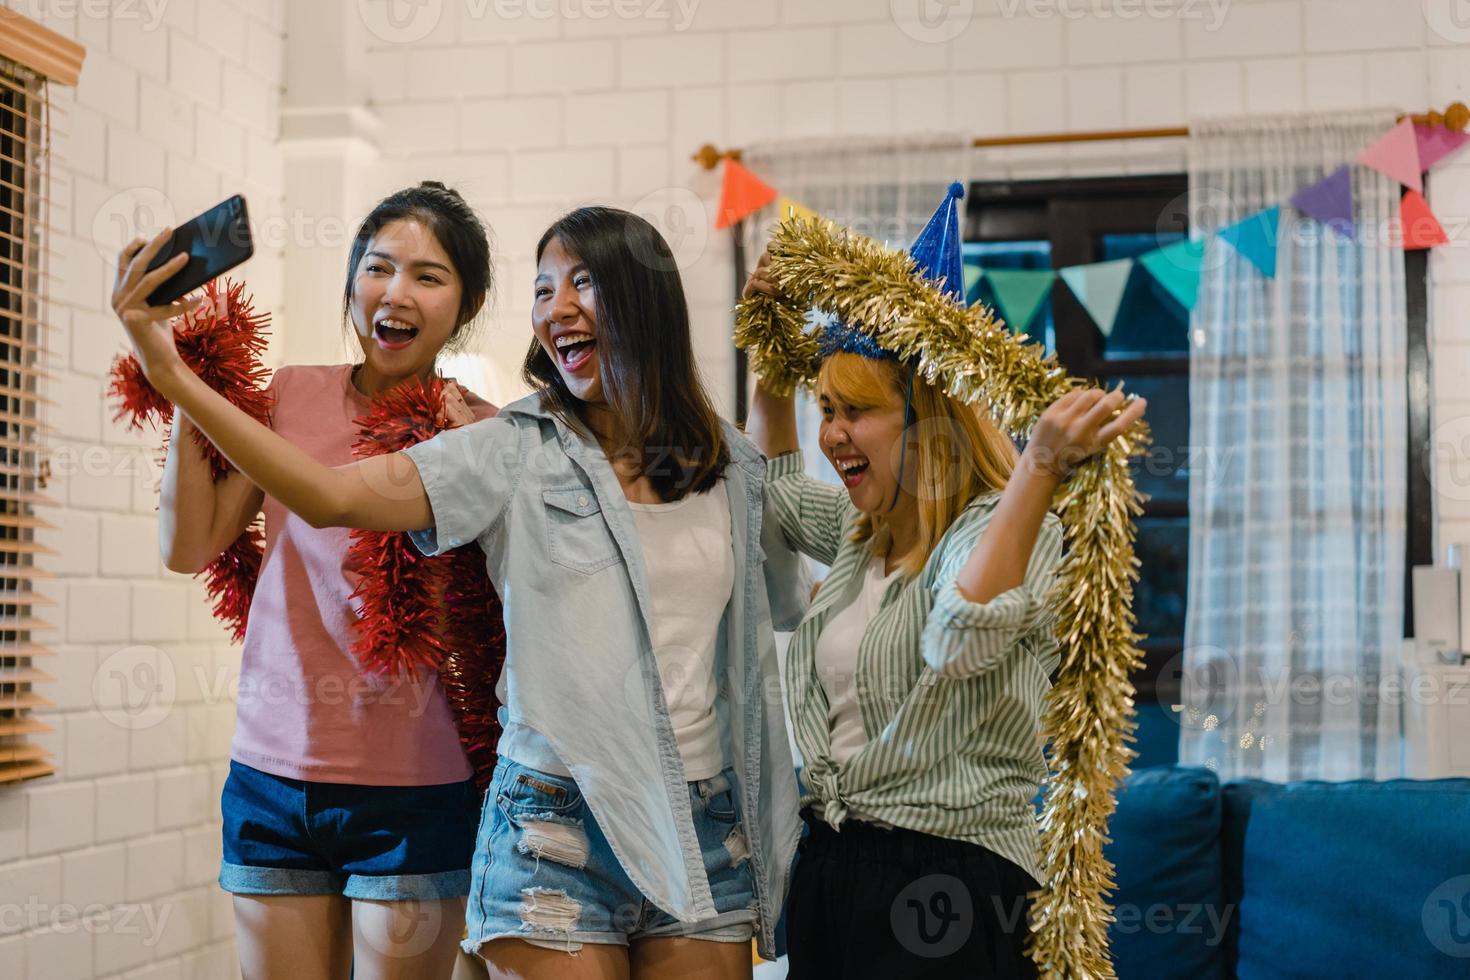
[230,364,497,786]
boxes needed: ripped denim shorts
[464,757,757,956]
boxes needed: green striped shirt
[766,450,1064,882]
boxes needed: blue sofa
[1105,765,1470,978]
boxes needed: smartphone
[144,195,254,306]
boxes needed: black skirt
[785,809,1039,980]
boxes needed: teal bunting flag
[1138,238,1207,311]
[983,268,1056,335]
[1217,205,1281,279]
[1059,258,1134,337]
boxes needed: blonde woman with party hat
[742,185,1146,979]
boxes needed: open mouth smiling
[835,455,870,487]
[554,331,596,372]
[374,316,420,350]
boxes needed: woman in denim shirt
[114,206,806,979]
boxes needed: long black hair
[523,206,728,502]
[342,180,494,350]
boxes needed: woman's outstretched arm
[113,230,431,533]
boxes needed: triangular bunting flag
[984,268,1055,335]
[776,196,824,226]
[1217,205,1281,279]
[1059,258,1133,337]
[1414,124,1470,172]
[1290,166,1355,239]
[1138,238,1206,312]
[714,159,778,230]
[1357,118,1422,193]
[1402,190,1449,249]
[962,261,984,301]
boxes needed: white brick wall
[1,0,284,976]
[5,0,1468,976]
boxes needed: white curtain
[741,136,972,484]
[1180,111,1408,781]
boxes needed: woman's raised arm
[954,387,1146,605]
[113,230,433,533]
[740,246,800,458]
[158,412,265,572]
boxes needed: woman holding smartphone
[150,182,496,980]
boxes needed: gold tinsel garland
[734,218,1149,978]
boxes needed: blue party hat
[818,181,968,358]
[907,181,967,304]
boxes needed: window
[963,175,1432,718]
[0,11,84,785]
[963,177,1193,716]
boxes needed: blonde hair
[818,353,1018,578]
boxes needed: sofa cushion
[1227,778,1470,979]
[1219,779,1274,974]
[1106,765,1227,979]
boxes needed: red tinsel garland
[108,279,274,641]
[441,547,506,794]
[345,377,452,674]
[110,279,274,478]
[202,525,266,643]
[347,376,506,791]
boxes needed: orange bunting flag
[1401,190,1449,250]
[715,159,778,230]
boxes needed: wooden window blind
[0,12,84,786]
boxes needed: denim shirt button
[578,495,589,508]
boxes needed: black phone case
[145,195,254,306]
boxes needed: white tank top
[814,552,903,766]
[627,481,734,781]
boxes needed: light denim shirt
[402,394,807,957]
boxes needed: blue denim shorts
[465,758,757,955]
[219,760,478,901]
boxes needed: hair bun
[419,179,464,200]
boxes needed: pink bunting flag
[1357,118,1422,193]
[1414,124,1470,172]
